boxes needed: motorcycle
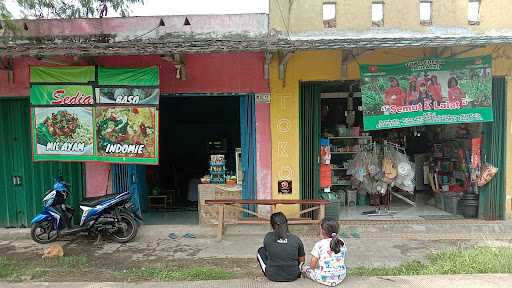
[30,176,139,244]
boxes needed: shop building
[2,1,512,228]
[268,0,512,220]
[0,14,271,227]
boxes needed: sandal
[183,233,196,239]
[168,233,177,240]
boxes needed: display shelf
[332,183,351,186]
[325,133,371,189]
[209,162,226,166]
[209,154,226,184]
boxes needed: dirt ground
[3,223,512,282]
[0,237,261,282]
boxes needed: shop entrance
[141,95,243,225]
[300,79,506,220]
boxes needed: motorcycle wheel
[31,220,58,244]
[109,213,138,243]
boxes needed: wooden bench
[204,199,330,240]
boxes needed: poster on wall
[95,87,160,104]
[360,55,493,131]
[30,66,159,164]
[33,107,94,156]
[278,180,292,194]
[95,107,158,159]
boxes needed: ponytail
[329,233,344,254]
[321,217,344,254]
[270,212,289,240]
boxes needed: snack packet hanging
[477,163,498,187]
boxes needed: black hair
[389,77,400,87]
[448,77,459,88]
[321,217,344,254]
[270,212,289,240]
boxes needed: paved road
[1,274,512,288]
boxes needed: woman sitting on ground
[257,212,306,282]
[302,217,347,287]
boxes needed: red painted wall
[1,52,272,200]
[256,103,272,216]
[85,162,113,197]
[0,52,269,97]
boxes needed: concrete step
[3,221,512,241]
[223,221,512,239]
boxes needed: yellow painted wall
[432,0,467,28]
[269,0,290,33]
[478,0,512,32]
[270,46,512,219]
[269,0,323,33]
[336,0,371,31]
[269,0,512,33]
[270,50,341,215]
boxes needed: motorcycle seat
[80,194,119,207]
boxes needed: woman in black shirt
[256,212,306,282]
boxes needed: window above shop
[419,0,432,26]
[468,0,481,25]
[323,2,337,29]
[372,1,384,27]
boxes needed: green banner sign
[30,85,94,106]
[30,66,159,164]
[360,55,493,131]
[98,66,159,86]
[30,66,95,83]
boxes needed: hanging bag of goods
[382,156,397,183]
[393,150,416,193]
[477,163,498,187]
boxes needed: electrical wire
[120,22,163,43]
[273,0,290,38]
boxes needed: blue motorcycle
[30,176,139,244]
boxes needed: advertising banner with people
[30,66,159,164]
[360,55,493,131]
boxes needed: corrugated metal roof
[281,35,512,49]
[3,28,512,56]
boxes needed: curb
[0,229,30,241]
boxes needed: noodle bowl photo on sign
[95,106,157,158]
[95,87,160,105]
[34,107,94,155]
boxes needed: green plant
[350,246,512,277]
[15,0,143,19]
[0,257,24,281]
[459,79,492,106]
[53,256,88,268]
[123,266,234,281]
